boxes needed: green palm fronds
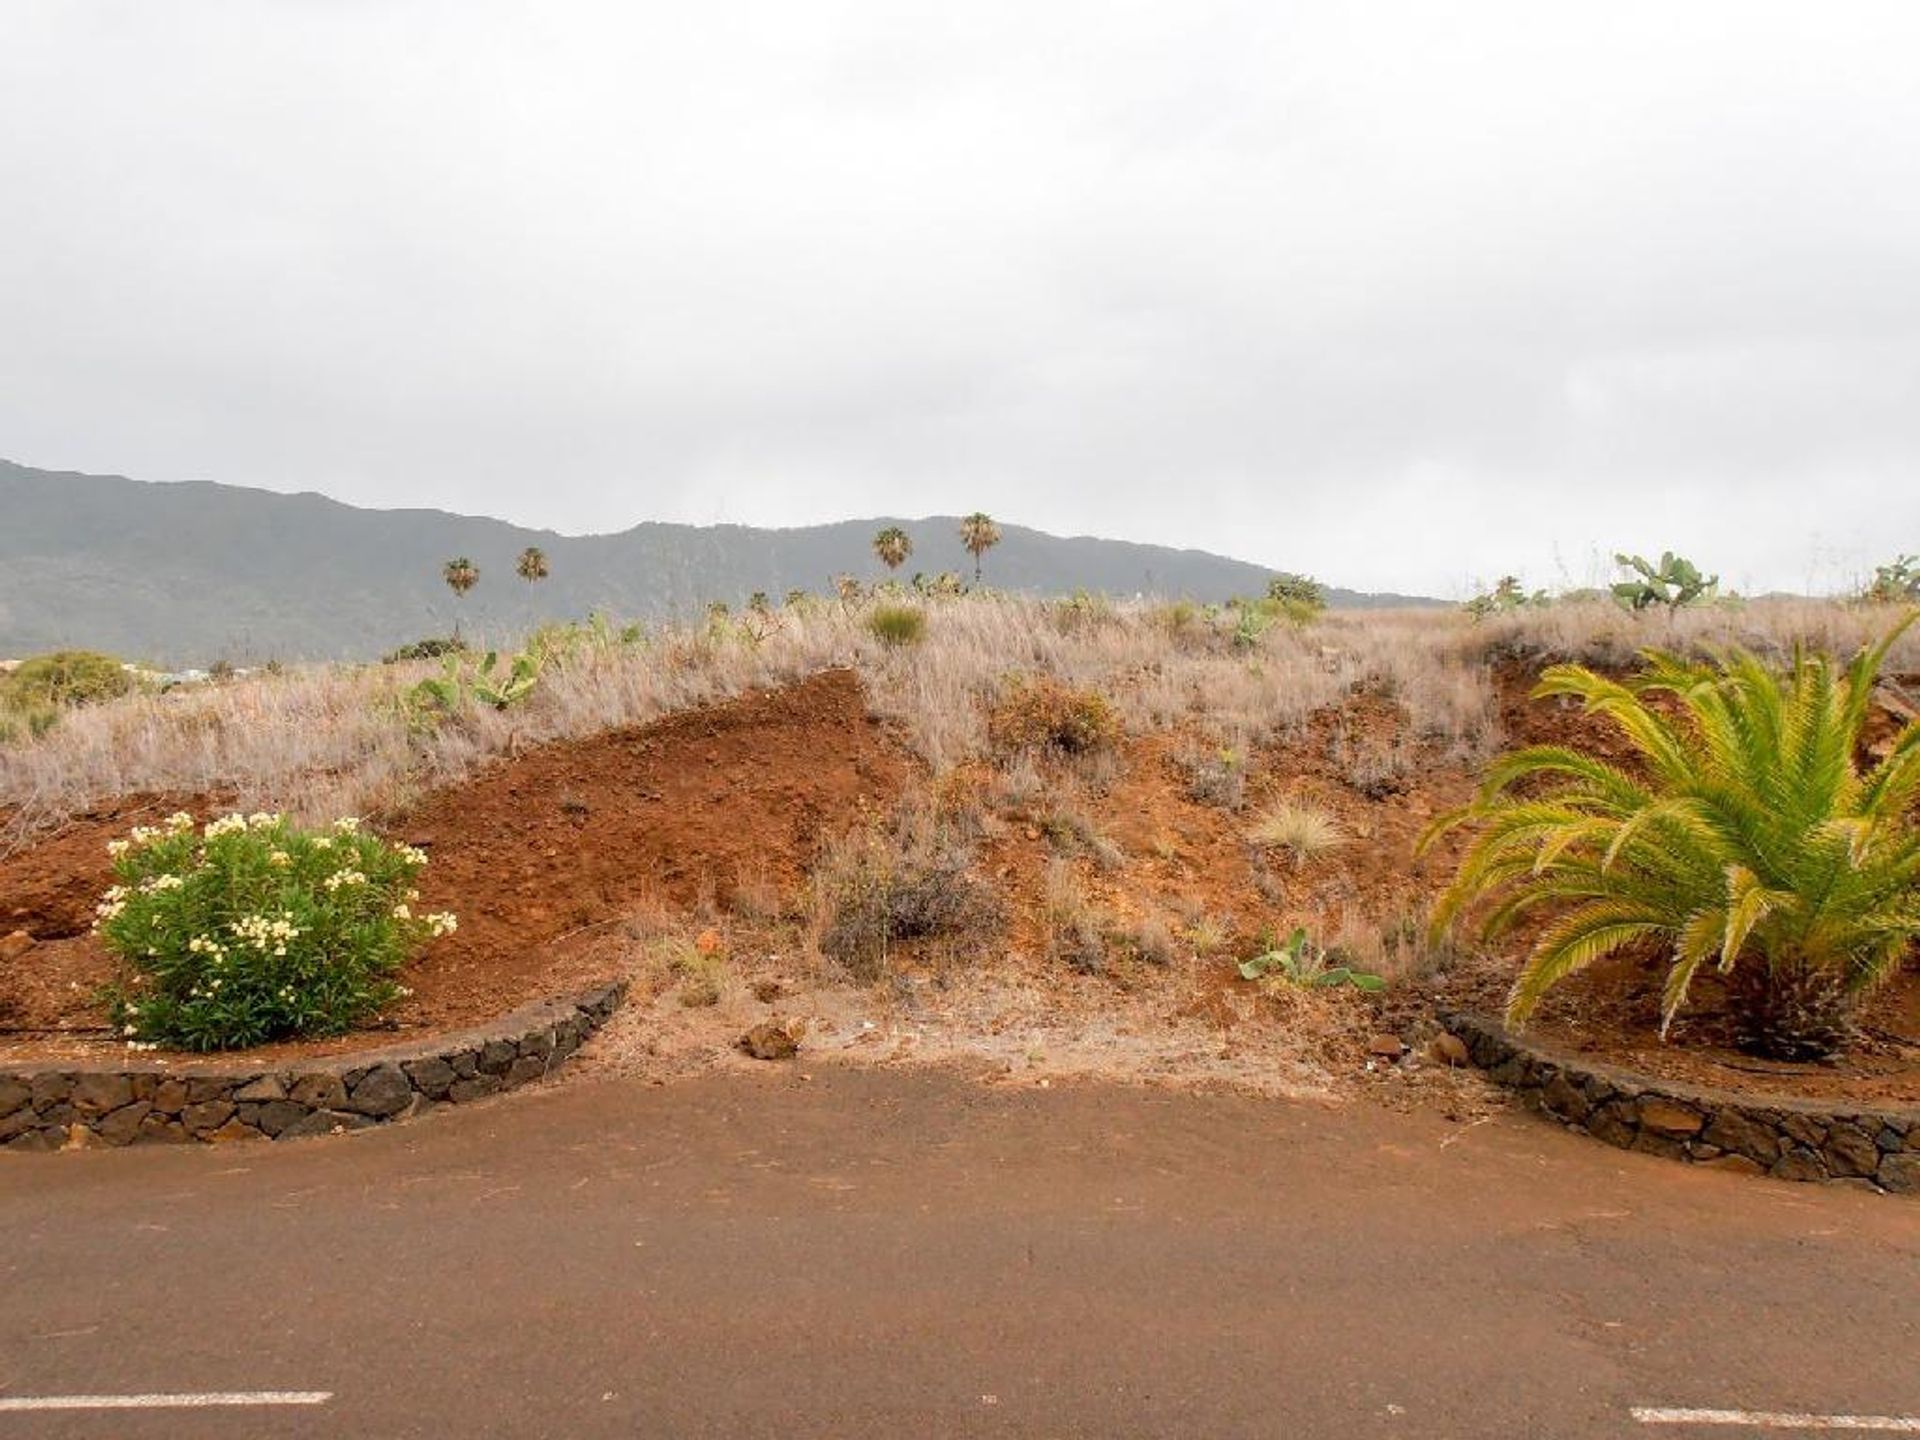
[1421,611,1920,1059]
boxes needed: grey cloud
[2,0,1917,595]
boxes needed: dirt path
[0,1066,1914,1438]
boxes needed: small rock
[740,1019,802,1061]
[1366,1034,1407,1060]
[346,1064,412,1118]
[288,1073,347,1110]
[0,930,35,961]
[1429,1032,1470,1068]
[232,1075,287,1103]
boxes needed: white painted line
[1633,1407,1920,1432]
[0,1392,331,1413]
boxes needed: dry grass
[1248,800,1348,869]
[5,594,1911,851]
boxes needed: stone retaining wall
[1443,1011,1919,1194]
[0,981,626,1152]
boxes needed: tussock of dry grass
[1248,800,1347,869]
[5,594,1909,851]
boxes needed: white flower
[268,850,292,868]
[165,812,195,833]
[248,812,279,829]
[107,838,131,857]
[333,816,361,834]
[426,912,458,938]
[312,836,334,851]
[391,903,412,921]
[323,869,368,892]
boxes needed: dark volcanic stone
[181,1100,236,1134]
[1823,1123,1881,1179]
[95,1101,152,1146]
[1701,1110,1783,1166]
[1770,1148,1829,1183]
[289,1073,348,1110]
[403,1056,456,1099]
[346,1064,412,1118]
[504,1056,546,1087]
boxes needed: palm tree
[959,512,1000,585]
[1421,614,1920,1060]
[442,557,479,639]
[516,546,549,584]
[873,526,912,574]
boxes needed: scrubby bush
[1862,555,1920,605]
[3,650,132,709]
[1266,572,1327,622]
[382,636,468,664]
[1238,926,1384,991]
[93,812,457,1051]
[1612,552,1717,615]
[815,826,1004,981]
[1464,576,1548,620]
[1423,616,1920,1060]
[987,677,1122,757]
[866,604,928,647]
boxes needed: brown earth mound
[0,669,907,1057]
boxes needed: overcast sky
[3,2,1918,596]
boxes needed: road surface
[0,1065,1915,1437]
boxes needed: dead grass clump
[1248,800,1347,869]
[813,822,1005,982]
[987,677,1122,758]
[1176,744,1248,809]
[1042,859,1107,975]
[1330,720,1417,799]
[1037,805,1126,870]
[656,934,727,1007]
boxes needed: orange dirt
[0,669,908,1058]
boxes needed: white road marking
[0,1392,331,1413]
[1633,1408,1920,1432]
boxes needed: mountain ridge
[0,459,1442,664]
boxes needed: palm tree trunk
[1730,962,1853,1062]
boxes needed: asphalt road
[0,1065,1915,1439]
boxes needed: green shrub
[1266,573,1327,621]
[1423,615,1920,1060]
[382,636,468,664]
[1238,926,1384,990]
[1862,555,1920,605]
[1464,576,1548,620]
[94,812,457,1051]
[3,650,132,709]
[866,604,928,647]
[407,648,542,722]
[1611,552,1717,614]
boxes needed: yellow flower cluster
[111,811,196,854]
[233,912,302,956]
[202,811,281,839]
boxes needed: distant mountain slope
[0,460,1440,664]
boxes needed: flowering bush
[94,812,457,1052]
